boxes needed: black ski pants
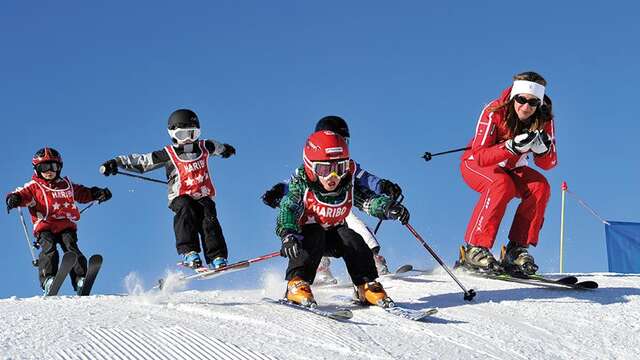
[285,223,378,286]
[37,230,87,290]
[170,195,228,263]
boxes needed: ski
[262,298,353,321]
[159,261,250,289]
[181,260,251,281]
[78,254,103,296]
[454,245,598,290]
[45,252,77,296]
[454,264,598,290]
[384,306,439,321]
[157,251,281,290]
[331,295,438,322]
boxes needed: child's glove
[280,233,303,259]
[262,183,286,208]
[6,193,21,213]
[385,203,410,225]
[221,144,236,158]
[91,187,112,203]
[100,159,119,176]
[379,180,403,199]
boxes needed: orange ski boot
[286,276,316,307]
[354,281,395,308]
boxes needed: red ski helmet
[303,131,350,181]
[32,147,63,166]
[32,147,63,178]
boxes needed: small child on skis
[100,109,235,270]
[262,115,403,283]
[5,147,112,295]
[276,130,410,307]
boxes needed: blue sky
[2,1,639,298]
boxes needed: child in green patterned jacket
[276,130,409,308]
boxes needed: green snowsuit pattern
[276,166,392,237]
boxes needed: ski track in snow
[1,272,639,360]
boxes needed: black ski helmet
[315,115,350,139]
[168,109,200,130]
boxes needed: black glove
[379,179,402,199]
[280,233,302,259]
[90,187,112,203]
[100,159,118,176]
[531,130,552,155]
[221,144,236,158]
[505,131,537,155]
[385,203,410,225]
[262,183,286,208]
[6,193,21,213]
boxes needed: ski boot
[76,277,85,295]
[458,244,503,273]
[373,253,390,275]
[315,257,338,285]
[181,251,203,269]
[42,277,54,296]
[354,281,394,308]
[209,257,228,270]
[286,276,316,307]
[501,242,539,276]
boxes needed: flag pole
[559,181,568,273]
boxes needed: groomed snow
[1,270,639,360]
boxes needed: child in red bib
[6,147,112,294]
[101,109,236,270]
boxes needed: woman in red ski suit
[460,71,557,274]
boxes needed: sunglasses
[36,162,60,173]
[514,95,541,107]
[313,160,350,179]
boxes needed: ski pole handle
[422,146,471,162]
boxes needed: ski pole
[245,250,282,265]
[422,146,470,162]
[17,207,39,267]
[99,166,168,185]
[404,223,476,301]
[80,202,95,214]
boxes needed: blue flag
[605,221,640,273]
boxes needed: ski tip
[331,310,353,320]
[576,281,599,289]
[395,264,413,274]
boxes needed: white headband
[509,80,545,101]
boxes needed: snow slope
[1,270,639,360]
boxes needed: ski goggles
[36,162,61,173]
[168,127,201,143]
[514,95,541,107]
[312,159,350,179]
